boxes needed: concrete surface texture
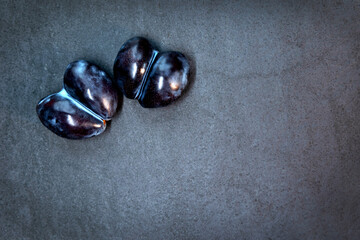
[0,0,359,239]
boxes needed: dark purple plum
[36,90,106,139]
[64,60,118,120]
[113,37,190,108]
[138,52,190,108]
[113,37,157,99]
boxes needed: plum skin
[113,37,156,99]
[64,60,118,120]
[36,90,106,139]
[139,51,190,108]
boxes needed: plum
[64,60,118,120]
[113,37,157,99]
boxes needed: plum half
[36,60,118,139]
[113,37,190,108]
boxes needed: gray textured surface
[1,0,359,239]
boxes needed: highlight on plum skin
[36,60,118,140]
[113,37,191,108]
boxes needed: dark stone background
[1,0,359,239]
